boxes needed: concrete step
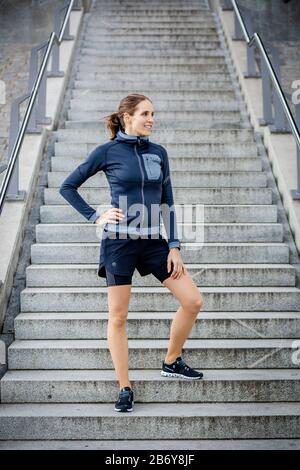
[83,31,219,39]
[20,286,300,313]
[69,99,240,112]
[66,109,244,123]
[78,54,229,65]
[0,439,299,450]
[89,14,215,21]
[45,187,272,206]
[7,338,299,369]
[30,242,289,264]
[53,142,257,157]
[48,170,267,188]
[78,58,229,70]
[76,65,231,77]
[2,369,300,403]
[54,129,254,144]
[81,34,221,43]
[25,264,294,288]
[71,88,236,102]
[40,204,276,224]
[87,15,215,24]
[72,81,234,93]
[65,117,247,130]
[77,57,230,68]
[89,11,216,17]
[78,49,228,58]
[35,223,283,244]
[51,155,261,172]
[88,22,218,30]
[72,75,232,87]
[13,312,300,340]
[94,1,210,5]
[1,402,299,439]
[80,42,223,52]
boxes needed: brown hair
[102,93,152,140]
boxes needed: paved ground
[0,0,61,163]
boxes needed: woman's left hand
[167,248,186,280]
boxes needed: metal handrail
[228,0,300,199]
[0,0,77,215]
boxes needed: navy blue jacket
[59,129,181,250]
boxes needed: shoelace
[176,359,191,371]
[118,390,132,403]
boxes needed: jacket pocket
[142,153,162,180]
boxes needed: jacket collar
[115,129,150,146]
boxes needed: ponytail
[101,93,152,140]
[103,112,124,140]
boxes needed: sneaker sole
[114,401,134,412]
[161,370,203,379]
[114,407,133,412]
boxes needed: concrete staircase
[1,0,300,449]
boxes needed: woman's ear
[123,112,130,125]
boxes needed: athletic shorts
[98,230,172,286]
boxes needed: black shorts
[98,231,172,286]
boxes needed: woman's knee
[108,309,128,328]
[184,295,204,315]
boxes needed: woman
[59,93,204,413]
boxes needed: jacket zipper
[134,143,144,229]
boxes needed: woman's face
[123,100,154,136]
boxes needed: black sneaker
[161,356,204,380]
[114,386,134,412]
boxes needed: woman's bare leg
[162,270,203,364]
[107,284,132,389]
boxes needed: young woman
[59,93,204,413]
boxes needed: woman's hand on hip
[167,248,186,280]
[95,208,125,225]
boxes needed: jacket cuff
[168,241,181,250]
[88,212,99,224]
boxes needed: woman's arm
[160,145,181,250]
[59,144,107,223]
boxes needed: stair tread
[8,338,297,348]
[3,369,300,381]
[14,311,300,319]
[22,286,300,293]
[0,402,299,417]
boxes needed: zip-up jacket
[59,129,181,250]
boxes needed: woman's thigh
[106,272,132,321]
[162,268,203,312]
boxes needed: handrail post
[258,54,274,126]
[37,46,52,126]
[28,42,52,129]
[232,11,244,40]
[6,95,28,200]
[61,2,75,40]
[222,0,233,10]
[243,10,260,78]
[47,7,65,77]
[27,47,41,133]
[269,46,290,133]
[291,102,300,199]
[72,0,82,10]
